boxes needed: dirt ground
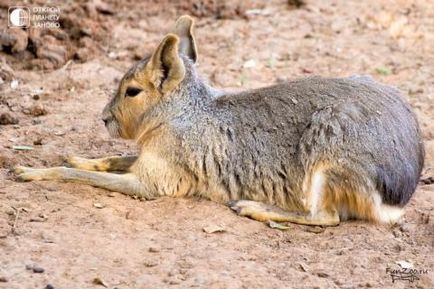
[0,0,433,288]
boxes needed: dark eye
[125,87,142,97]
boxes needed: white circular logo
[9,8,30,27]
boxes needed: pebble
[93,203,105,209]
[5,209,15,216]
[33,138,43,145]
[399,223,410,233]
[32,266,45,273]
[45,284,54,289]
[148,246,160,253]
[392,229,402,238]
[28,104,48,117]
[0,276,8,282]
[0,112,18,125]
[32,119,42,125]
[202,225,225,234]
[316,272,329,278]
[144,260,158,267]
[25,264,45,273]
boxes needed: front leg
[15,166,153,198]
[67,155,138,172]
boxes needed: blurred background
[0,1,433,288]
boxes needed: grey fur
[16,18,424,223]
[134,56,424,209]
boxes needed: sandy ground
[0,0,433,288]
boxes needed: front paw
[14,166,46,182]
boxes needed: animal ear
[172,15,197,63]
[147,33,185,94]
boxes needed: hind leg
[229,200,340,226]
[230,166,341,226]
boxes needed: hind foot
[229,200,340,226]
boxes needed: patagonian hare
[15,15,425,226]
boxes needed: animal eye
[125,87,142,97]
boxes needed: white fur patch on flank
[310,171,325,215]
[376,204,404,224]
[372,191,403,223]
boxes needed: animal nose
[102,117,109,126]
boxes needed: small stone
[316,272,329,278]
[144,260,158,267]
[288,0,305,8]
[243,59,256,69]
[301,67,313,74]
[33,138,43,145]
[32,266,45,273]
[0,112,18,125]
[392,229,402,238]
[28,104,47,117]
[93,203,105,209]
[0,276,8,282]
[202,225,225,234]
[396,260,413,269]
[392,243,402,252]
[297,262,309,272]
[148,247,160,253]
[92,277,107,287]
[10,80,19,89]
[45,284,55,289]
[6,209,15,216]
[399,223,410,233]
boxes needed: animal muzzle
[102,114,121,138]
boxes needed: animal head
[102,15,198,139]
